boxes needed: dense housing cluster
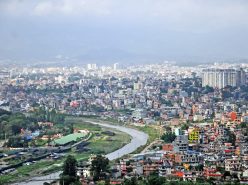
[0,62,248,184]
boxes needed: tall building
[202,68,246,88]
[87,64,97,70]
[113,63,119,71]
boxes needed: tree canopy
[91,155,110,181]
[161,132,176,143]
[60,155,79,185]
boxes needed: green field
[135,125,160,143]
[69,117,131,158]
[130,125,160,154]
[89,130,130,154]
[65,117,102,131]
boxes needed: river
[12,121,148,185]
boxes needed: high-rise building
[87,64,97,70]
[113,63,119,71]
[202,68,246,88]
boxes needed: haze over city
[1,0,248,65]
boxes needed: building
[173,135,188,152]
[133,81,143,91]
[174,127,182,136]
[113,63,119,71]
[188,128,200,143]
[143,163,159,176]
[203,167,223,179]
[132,109,147,119]
[0,71,10,79]
[175,151,201,164]
[87,64,97,70]
[225,156,242,172]
[202,68,246,88]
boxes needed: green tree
[60,155,78,185]
[204,85,214,94]
[124,177,138,185]
[91,155,109,181]
[47,135,51,145]
[181,124,189,130]
[146,173,165,185]
[11,124,22,135]
[63,155,77,177]
[161,132,176,143]
[0,108,11,116]
[6,136,24,147]
[227,130,236,146]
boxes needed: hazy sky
[1,0,248,64]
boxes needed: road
[12,120,148,185]
[141,139,164,153]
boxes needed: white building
[87,64,97,70]
[202,68,246,88]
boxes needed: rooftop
[54,133,87,145]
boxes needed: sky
[0,0,248,64]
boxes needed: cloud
[1,0,248,61]
[0,0,112,17]
[33,0,112,16]
[1,0,248,32]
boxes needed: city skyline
[0,62,247,184]
[0,1,248,184]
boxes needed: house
[133,163,143,176]
[162,144,173,151]
[159,160,173,177]
[203,167,223,179]
[173,135,188,152]
[143,163,159,176]
[175,151,201,164]
[38,122,54,127]
[225,156,242,172]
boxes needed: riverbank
[86,120,148,160]
[5,118,148,185]
[1,118,131,184]
[83,117,161,154]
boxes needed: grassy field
[117,124,161,154]
[65,117,131,154]
[69,117,131,159]
[65,117,102,131]
[134,125,161,144]
[89,130,130,154]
